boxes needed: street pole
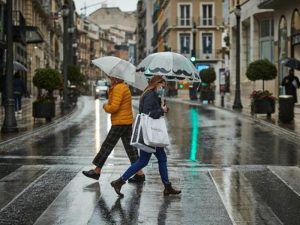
[192,22,196,60]
[68,0,74,65]
[2,0,18,133]
[232,1,243,110]
[62,4,69,109]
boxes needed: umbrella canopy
[281,58,300,71]
[13,61,27,72]
[136,52,201,82]
[126,72,148,91]
[92,56,148,91]
[92,56,135,83]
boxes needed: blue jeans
[121,147,170,184]
[13,94,22,111]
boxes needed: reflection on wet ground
[0,97,300,224]
[166,101,300,166]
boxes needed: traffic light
[190,50,196,63]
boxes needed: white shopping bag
[140,113,170,147]
[130,114,156,153]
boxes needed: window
[202,4,213,26]
[202,33,213,54]
[259,19,274,62]
[180,33,191,54]
[180,4,191,26]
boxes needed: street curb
[165,97,300,143]
[0,104,77,147]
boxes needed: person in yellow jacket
[83,76,145,182]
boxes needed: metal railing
[176,17,192,27]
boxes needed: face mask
[156,87,165,96]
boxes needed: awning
[258,0,286,9]
[26,26,44,44]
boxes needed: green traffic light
[190,57,196,62]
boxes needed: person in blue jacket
[13,72,26,113]
[110,75,181,197]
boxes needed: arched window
[291,9,300,35]
[278,16,288,94]
[278,16,288,60]
[291,9,300,50]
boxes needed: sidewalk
[0,97,75,145]
[174,89,300,141]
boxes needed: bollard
[278,95,294,123]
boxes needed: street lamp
[232,1,243,109]
[61,4,69,108]
[189,22,198,100]
[2,0,18,133]
[191,22,196,62]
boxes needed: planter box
[32,101,55,121]
[251,99,275,115]
[200,90,215,102]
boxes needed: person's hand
[162,105,168,113]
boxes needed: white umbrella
[92,56,135,83]
[126,72,148,91]
[92,56,148,91]
[13,61,27,72]
[136,52,201,82]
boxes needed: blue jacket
[139,90,164,119]
[13,77,26,95]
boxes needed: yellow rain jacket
[103,82,133,125]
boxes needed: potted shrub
[199,68,216,102]
[32,68,62,121]
[246,59,277,117]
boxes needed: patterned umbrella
[136,52,201,82]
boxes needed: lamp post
[191,22,196,62]
[62,4,69,109]
[2,0,18,133]
[189,22,198,100]
[232,1,243,109]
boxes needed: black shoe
[82,169,100,180]
[128,174,145,183]
[111,177,126,197]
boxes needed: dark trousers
[13,94,22,111]
[93,125,139,168]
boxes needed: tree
[246,59,277,90]
[67,65,86,86]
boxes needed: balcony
[176,17,192,27]
[198,17,222,27]
[171,49,222,61]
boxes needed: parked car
[95,80,108,99]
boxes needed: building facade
[259,0,300,102]
[229,0,300,103]
[88,7,137,62]
[141,0,223,91]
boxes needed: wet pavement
[0,96,300,225]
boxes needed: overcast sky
[74,0,138,16]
